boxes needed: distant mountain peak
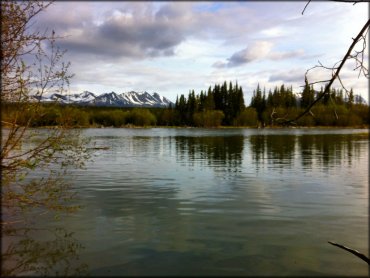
[32,91,173,108]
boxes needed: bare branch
[302,0,312,15]
[328,241,370,264]
[285,18,370,124]
[330,0,370,4]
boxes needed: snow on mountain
[32,91,173,107]
[69,91,96,103]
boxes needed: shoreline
[3,124,369,130]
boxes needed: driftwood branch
[328,241,370,264]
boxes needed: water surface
[5,128,369,275]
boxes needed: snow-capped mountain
[33,91,173,107]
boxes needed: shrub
[90,110,128,127]
[234,108,258,126]
[193,110,224,127]
[126,109,157,126]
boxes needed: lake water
[3,128,369,276]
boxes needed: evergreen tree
[250,83,266,123]
[199,90,205,111]
[175,95,179,108]
[267,89,273,107]
[221,81,228,111]
[213,84,222,111]
[336,89,344,105]
[236,85,245,114]
[174,81,246,126]
[347,88,354,108]
[301,77,315,108]
[187,90,197,125]
[204,89,215,110]
[177,94,187,125]
[321,86,329,105]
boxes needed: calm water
[4,128,369,276]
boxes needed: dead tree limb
[284,18,370,125]
[302,0,312,15]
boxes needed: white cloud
[212,41,273,68]
[214,42,305,68]
[269,69,305,83]
[260,27,285,38]
[269,49,305,60]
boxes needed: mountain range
[33,91,173,108]
[29,90,368,107]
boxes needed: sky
[33,1,369,103]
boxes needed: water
[3,128,369,276]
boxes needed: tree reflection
[175,136,244,171]
[249,135,296,170]
[249,135,265,167]
[248,133,367,171]
[297,134,366,170]
[265,135,296,164]
[2,224,88,276]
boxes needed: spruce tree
[347,88,354,108]
[301,77,314,108]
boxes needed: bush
[234,108,258,126]
[193,110,224,127]
[158,109,176,126]
[58,106,90,127]
[90,110,128,127]
[37,106,61,126]
[126,109,157,126]
[352,104,369,125]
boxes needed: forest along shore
[2,81,368,129]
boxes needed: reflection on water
[297,134,364,170]
[175,136,244,171]
[2,128,368,276]
[249,133,366,172]
[2,224,88,276]
[249,135,297,170]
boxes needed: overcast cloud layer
[33,1,369,103]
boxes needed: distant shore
[4,124,368,130]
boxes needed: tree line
[250,78,368,127]
[174,81,245,126]
[2,80,368,128]
[1,104,158,127]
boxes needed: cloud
[229,41,273,65]
[268,69,305,83]
[212,61,228,68]
[269,49,305,60]
[213,41,273,68]
[36,2,282,62]
[260,27,284,38]
[214,41,305,68]
[95,9,185,58]
[32,2,94,30]
[36,2,195,60]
